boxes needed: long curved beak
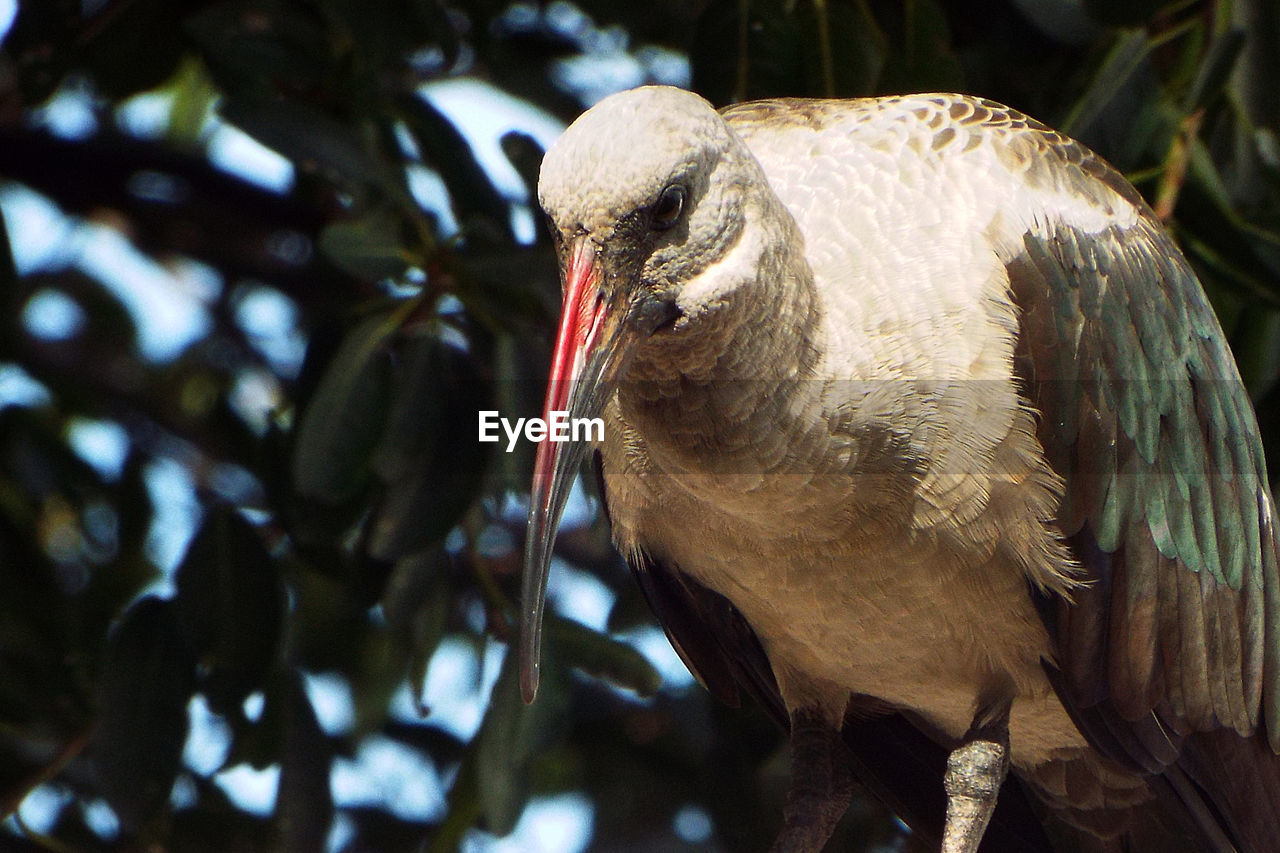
[520,237,631,702]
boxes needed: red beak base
[520,238,609,702]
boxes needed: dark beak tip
[520,661,540,704]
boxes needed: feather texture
[538,87,1280,851]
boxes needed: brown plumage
[523,86,1280,851]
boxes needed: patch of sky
[77,224,213,361]
[143,456,202,579]
[184,694,233,777]
[421,79,564,244]
[422,78,567,180]
[444,525,468,553]
[302,671,357,737]
[435,315,471,354]
[125,169,192,205]
[170,774,199,810]
[463,595,487,635]
[389,637,506,740]
[233,284,307,377]
[635,45,693,88]
[552,52,650,107]
[509,204,538,245]
[391,121,423,161]
[229,369,283,437]
[499,475,595,530]
[394,112,463,239]
[462,792,593,853]
[330,735,448,821]
[81,799,120,841]
[243,690,266,722]
[15,784,71,835]
[673,803,713,844]
[436,292,465,316]
[494,1,691,107]
[1,185,76,272]
[67,418,129,480]
[21,289,85,341]
[206,461,261,504]
[207,122,297,194]
[544,1,593,40]
[546,562,614,633]
[0,0,16,43]
[81,501,119,563]
[494,2,539,33]
[3,184,215,363]
[214,763,280,817]
[326,812,357,853]
[0,364,51,410]
[118,88,296,194]
[406,164,460,238]
[116,91,173,138]
[475,522,514,560]
[32,77,99,140]
[619,624,694,689]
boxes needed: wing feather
[1007,209,1280,740]
[1005,153,1280,845]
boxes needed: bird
[519,85,1280,852]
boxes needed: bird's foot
[942,707,1011,853]
[769,707,853,853]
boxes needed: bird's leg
[942,699,1012,853]
[769,707,853,853]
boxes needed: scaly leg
[943,702,1011,853]
[769,707,853,853]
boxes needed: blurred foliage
[0,0,1278,850]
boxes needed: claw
[942,707,1011,853]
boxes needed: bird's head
[520,86,762,701]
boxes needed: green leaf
[549,614,662,697]
[431,639,571,851]
[275,669,333,851]
[499,132,547,213]
[1061,28,1152,139]
[381,546,453,694]
[75,0,187,98]
[0,198,18,321]
[1183,137,1280,289]
[219,96,385,193]
[879,0,962,94]
[185,2,335,98]
[2,1,78,105]
[383,548,452,721]
[91,597,195,833]
[693,0,805,104]
[292,308,400,503]
[801,0,885,97]
[1183,27,1245,112]
[474,647,570,835]
[318,0,460,79]
[318,211,412,283]
[365,327,492,562]
[173,506,286,710]
[486,333,547,496]
[1081,0,1169,28]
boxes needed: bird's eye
[651,184,685,230]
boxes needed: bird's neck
[618,207,825,472]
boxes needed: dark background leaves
[1,0,1278,850]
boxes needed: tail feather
[1177,728,1280,852]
